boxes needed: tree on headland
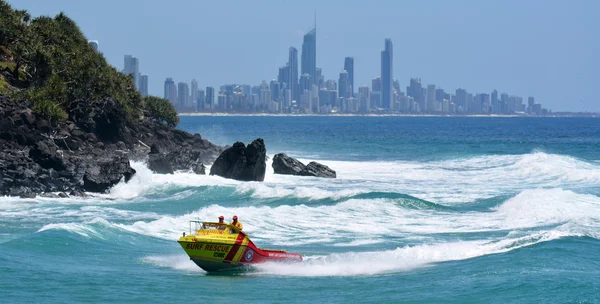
[0,0,163,126]
[143,96,179,127]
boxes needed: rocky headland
[0,94,223,198]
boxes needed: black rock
[299,161,337,178]
[272,153,306,175]
[82,155,136,192]
[69,190,87,197]
[58,192,69,198]
[209,138,266,181]
[192,162,206,175]
[148,153,174,174]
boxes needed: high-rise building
[278,65,289,88]
[427,84,436,113]
[288,47,299,101]
[491,90,499,113]
[371,77,382,109]
[301,28,317,86]
[191,79,198,108]
[408,78,423,111]
[123,55,140,90]
[315,68,323,88]
[270,80,281,101]
[139,75,148,97]
[528,96,535,113]
[177,82,189,111]
[344,57,354,95]
[338,70,349,99]
[197,89,205,111]
[164,78,177,105]
[358,85,370,113]
[299,74,312,95]
[205,87,215,109]
[88,40,99,51]
[380,39,393,109]
[455,88,468,113]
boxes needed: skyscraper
[123,55,140,90]
[288,47,299,101]
[299,74,312,94]
[408,78,423,111]
[139,75,148,97]
[371,77,382,109]
[205,87,215,109]
[270,80,281,101]
[164,78,177,105]
[197,89,205,111]
[427,84,436,113]
[177,82,189,111]
[358,85,370,113]
[344,57,354,95]
[338,70,349,99]
[380,39,393,109]
[315,68,323,88]
[301,28,317,86]
[191,79,198,108]
[278,65,289,87]
[88,40,99,51]
[491,90,499,113]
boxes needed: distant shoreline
[178,112,599,118]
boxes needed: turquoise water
[2,116,600,303]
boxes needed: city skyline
[144,31,549,116]
[8,0,600,112]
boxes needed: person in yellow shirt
[230,215,243,230]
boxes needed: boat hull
[178,224,301,272]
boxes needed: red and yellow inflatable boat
[178,221,302,272]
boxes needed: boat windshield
[201,222,228,231]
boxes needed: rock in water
[209,138,266,181]
[147,143,206,175]
[272,153,306,175]
[299,161,337,178]
[82,155,136,192]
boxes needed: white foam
[107,188,600,250]
[249,228,574,277]
[56,151,593,205]
[141,254,205,273]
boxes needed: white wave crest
[250,229,574,277]
[141,254,205,273]
[99,151,600,204]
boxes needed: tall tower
[338,70,349,99]
[288,47,299,101]
[139,75,148,97]
[191,79,198,107]
[344,57,354,96]
[123,55,140,90]
[380,39,393,109]
[164,78,177,109]
[301,28,316,86]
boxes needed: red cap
[218,215,224,219]
[233,215,238,220]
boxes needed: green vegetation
[143,96,180,127]
[31,99,67,124]
[0,0,149,123]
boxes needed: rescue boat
[178,221,302,272]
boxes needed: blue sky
[8,0,599,111]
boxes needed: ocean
[2,116,600,303]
